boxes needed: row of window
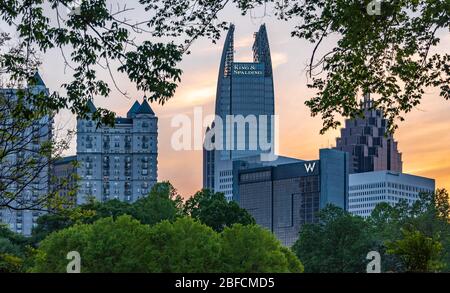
[240,171,271,183]
[349,192,421,203]
[82,121,155,129]
[350,182,430,193]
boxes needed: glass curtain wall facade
[236,149,349,246]
[203,24,275,200]
[334,94,403,174]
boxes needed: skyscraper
[236,149,349,246]
[203,24,275,200]
[0,72,53,236]
[348,171,435,218]
[76,98,158,204]
[334,93,403,174]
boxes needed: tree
[0,0,189,125]
[147,0,449,133]
[81,198,134,223]
[184,189,255,232]
[32,215,304,273]
[131,181,184,225]
[0,84,74,213]
[368,189,450,272]
[32,215,154,273]
[220,224,303,273]
[30,213,75,244]
[292,205,373,273]
[0,224,29,272]
[144,217,222,273]
[29,199,130,243]
[30,182,184,242]
[386,229,444,272]
[1,1,448,132]
[32,216,221,273]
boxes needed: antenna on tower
[363,92,371,109]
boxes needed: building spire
[362,92,372,109]
[33,71,46,87]
[253,23,273,77]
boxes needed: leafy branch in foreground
[147,0,450,133]
[0,0,189,126]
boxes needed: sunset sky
[26,3,449,198]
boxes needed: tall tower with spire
[203,24,275,200]
[334,93,403,174]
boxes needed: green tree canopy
[32,215,303,273]
[147,0,450,133]
[143,217,221,273]
[369,189,450,272]
[32,215,153,273]
[0,224,29,272]
[131,181,184,225]
[292,205,373,273]
[220,224,304,273]
[386,229,444,272]
[3,1,447,132]
[184,189,255,232]
[31,182,184,243]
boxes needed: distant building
[0,72,53,236]
[236,149,349,246]
[76,98,158,204]
[203,24,275,201]
[348,171,435,218]
[52,155,78,205]
[334,93,402,174]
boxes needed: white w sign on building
[304,162,316,173]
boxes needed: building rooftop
[86,100,97,113]
[136,98,155,115]
[33,71,46,87]
[54,155,77,166]
[127,101,141,118]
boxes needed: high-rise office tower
[76,98,158,204]
[203,24,275,200]
[236,149,349,246]
[0,72,53,236]
[348,171,435,218]
[334,93,403,174]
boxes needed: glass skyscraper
[334,93,403,174]
[236,149,349,246]
[203,24,275,200]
